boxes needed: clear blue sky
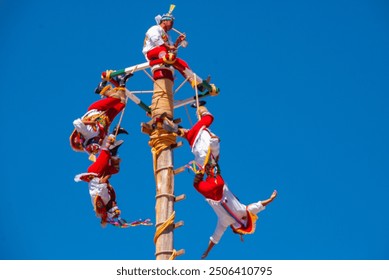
[1,0,388,260]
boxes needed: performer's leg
[185,114,214,145]
[87,149,111,175]
[172,57,190,73]
[247,202,264,215]
[88,97,121,112]
[147,46,168,60]
[105,102,125,122]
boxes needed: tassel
[89,153,97,162]
[168,4,176,15]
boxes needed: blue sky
[1,0,389,260]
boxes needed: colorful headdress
[70,129,85,152]
[155,4,176,24]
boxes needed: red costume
[70,97,125,153]
[194,174,225,201]
[74,148,121,226]
[146,45,192,82]
[87,97,125,125]
[87,148,119,177]
[184,114,214,147]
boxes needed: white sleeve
[210,220,228,244]
[148,26,165,46]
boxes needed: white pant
[88,178,111,206]
[192,131,220,167]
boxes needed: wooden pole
[150,77,176,260]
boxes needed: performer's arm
[174,34,186,47]
[73,118,97,135]
[164,41,176,51]
[82,120,97,126]
[201,240,216,259]
[201,220,227,259]
[193,172,204,188]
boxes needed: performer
[70,74,132,156]
[142,7,215,92]
[176,105,277,258]
[74,138,126,227]
[176,105,220,168]
[193,169,278,259]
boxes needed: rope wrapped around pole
[154,211,175,244]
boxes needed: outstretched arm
[201,240,216,260]
[261,190,278,207]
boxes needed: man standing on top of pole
[142,5,218,93]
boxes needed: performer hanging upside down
[193,168,278,259]
[142,6,217,93]
[173,105,277,258]
[74,137,127,227]
[70,73,132,156]
[171,104,220,169]
[184,105,220,167]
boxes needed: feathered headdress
[155,4,176,24]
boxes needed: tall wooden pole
[148,73,185,260]
[151,77,174,260]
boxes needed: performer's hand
[193,172,204,185]
[168,44,177,52]
[107,135,116,145]
[177,34,186,42]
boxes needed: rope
[100,85,112,96]
[194,74,200,120]
[143,69,169,96]
[111,66,137,137]
[155,165,174,173]
[154,211,175,244]
[154,249,177,260]
[113,96,128,138]
[155,193,175,199]
[169,249,178,260]
[184,104,193,127]
[180,73,198,126]
[148,126,176,181]
[183,147,212,175]
[113,86,126,91]
[149,127,176,159]
[174,77,189,94]
[202,146,212,172]
[184,160,202,174]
